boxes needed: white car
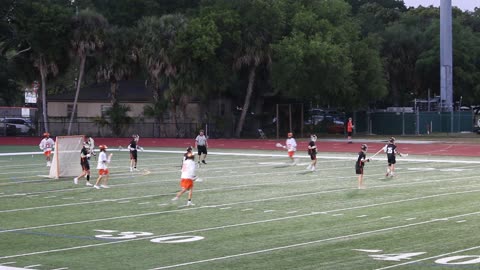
[0,118,35,135]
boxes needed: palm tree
[68,9,108,135]
[137,14,187,135]
[9,0,72,133]
[96,26,139,106]
[232,0,285,137]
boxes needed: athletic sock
[87,175,90,181]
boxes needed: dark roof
[48,80,153,102]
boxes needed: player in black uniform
[356,144,370,189]
[74,141,93,186]
[307,134,317,171]
[384,137,403,177]
[128,134,141,172]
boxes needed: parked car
[0,118,35,135]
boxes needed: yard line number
[94,229,204,243]
[356,249,480,265]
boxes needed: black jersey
[308,141,317,155]
[385,143,397,157]
[356,151,366,168]
[129,140,137,152]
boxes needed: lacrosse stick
[369,146,386,159]
[399,153,409,157]
[275,142,286,149]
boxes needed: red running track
[1,137,479,157]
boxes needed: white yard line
[1,171,479,214]
[2,190,480,261]
[149,211,480,270]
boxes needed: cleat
[306,165,312,170]
[130,167,133,172]
[100,185,110,188]
[73,178,78,185]
[311,166,316,172]
[171,197,178,201]
[86,182,93,186]
[93,185,101,189]
[187,201,195,206]
[202,160,206,164]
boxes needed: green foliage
[93,102,132,136]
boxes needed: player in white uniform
[285,132,298,165]
[172,151,197,206]
[39,132,55,167]
[93,145,112,189]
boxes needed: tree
[219,0,286,137]
[11,0,72,132]
[137,14,187,134]
[96,26,139,105]
[68,9,108,135]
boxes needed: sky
[402,0,479,11]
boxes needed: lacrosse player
[94,145,112,189]
[39,132,55,167]
[195,130,208,165]
[172,151,197,206]
[346,117,354,144]
[285,132,298,165]
[383,137,403,177]
[74,142,93,186]
[128,134,142,172]
[307,134,317,171]
[356,144,370,189]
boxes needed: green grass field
[1,147,480,270]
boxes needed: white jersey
[96,151,110,170]
[39,138,55,152]
[286,138,297,152]
[181,159,196,179]
[195,135,207,146]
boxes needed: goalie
[39,132,55,167]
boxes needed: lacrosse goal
[49,135,85,179]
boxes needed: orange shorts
[180,178,193,190]
[98,169,109,175]
[288,151,295,158]
[44,150,51,157]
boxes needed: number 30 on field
[356,250,480,265]
[94,230,204,243]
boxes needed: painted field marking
[286,211,298,214]
[456,220,466,223]
[2,161,478,214]
[357,215,368,218]
[380,216,391,219]
[374,245,480,270]
[24,264,41,268]
[138,202,150,205]
[405,218,416,221]
[241,209,253,212]
[219,207,232,210]
[117,201,130,204]
[264,210,275,213]
[3,191,480,261]
[0,262,16,265]
[0,207,480,262]
[148,211,480,270]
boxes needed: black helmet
[361,144,368,151]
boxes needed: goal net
[49,135,85,179]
